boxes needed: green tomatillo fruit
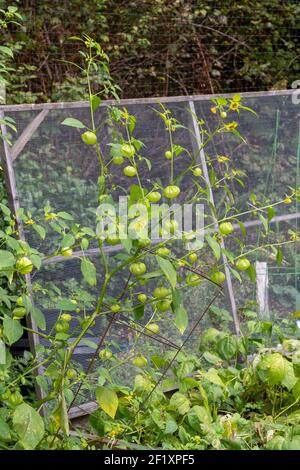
[219,222,233,236]
[188,252,198,263]
[193,167,202,177]
[123,165,137,177]
[61,313,72,322]
[61,246,73,257]
[112,156,124,165]
[66,368,77,380]
[153,286,170,299]
[211,271,226,284]
[186,273,201,286]
[156,247,170,257]
[156,299,172,311]
[163,185,180,199]
[147,191,161,203]
[12,307,26,319]
[16,257,33,275]
[146,323,160,335]
[121,144,135,157]
[132,356,147,367]
[137,293,147,303]
[236,258,250,271]
[8,390,23,407]
[106,234,121,245]
[111,303,121,313]
[129,262,147,276]
[81,131,97,145]
[99,349,113,360]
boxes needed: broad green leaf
[276,247,283,266]
[229,267,242,283]
[217,335,238,361]
[31,224,45,240]
[267,206,275,222]
[202,351,223,365]
[188,405,212,430]
[205,235,220,260]
[31,307,46,331]
[133,304,144,320]
[96,386,119,419]
[259,214,268,233]
[205,368,225,388]
[172,288,181,312]
[57,298,78,311]
[0,250,15,269]
[169,392,190,415]
[174,306,188,334]
[81,257,97,286]
[13,403,45,450]
[0,418,11,442]
[247,264,256,283]
[0,45,13,57]
[61,233,75,248]
[61,117,85,128]
[3,316,23,345]
[0,203,11,216]
[156,256,177,288]
[57,211,74,220]
[232,94,241,102]
[165,419,178,435]
[91,95,101,111]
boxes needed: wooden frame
[0,88,298,417]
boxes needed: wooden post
[256,261,269,319]
[188,101,240,335]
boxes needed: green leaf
[217,335,238,361]
[32,224,46,240]
[96,386,119,419]
[0,250,15,269]
[188,405,212,430]
[13,403,45,450]
[3,316,23,345]
[205,368,225,388]
[229,267,242,283]
[267,206,275,222]
[0,46,14,57]
[276,247,283,266]
[247,264,256,283]
[174,306,188,334]
[205,235,220,260]
[61,117,85,128]
[57,298,78,311]
[57,211,74,220]
[91,95,101,111]
[81,257,97,286]
[134,304,144,320]
[0,418,11,442]
[165,419,178,435]
[259,214,268,233]
[172,288,181,312]
[202,351,223,365]
[156,256,177,288]
[31,307,46,331]
[169,392,190,415]
[0,203,11,216]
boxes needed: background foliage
[0,0,300,103]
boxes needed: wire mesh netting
[1,90,299,411]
